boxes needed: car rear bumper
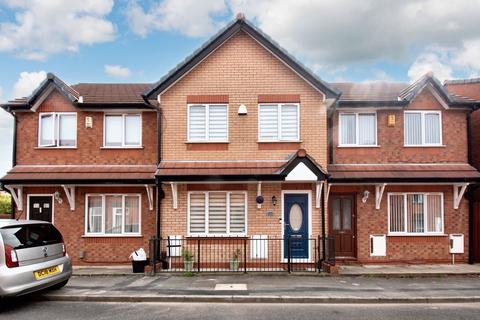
[0,256,72,297]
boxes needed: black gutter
[74,103,156,110]
[328,177,480,184]
[337,100,408,107]
[0,179,156,185]
[156,174,288,183]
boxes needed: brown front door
[329,194,356,258]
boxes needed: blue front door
[284,193,309,259]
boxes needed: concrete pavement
[36,274,480,304]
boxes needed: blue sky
[0,0,480,175]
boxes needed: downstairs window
[188,192,247,236]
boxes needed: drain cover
[214,283,247,291]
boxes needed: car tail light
[4,244,19,268]
[62,243,67,257]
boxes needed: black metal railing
[149,235,335,273]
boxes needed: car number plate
[34,265,60,280]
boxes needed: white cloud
[12,71,47,98]
[104,64,131,78]
[0,0,116,60]
[126,0,227,37]
[407,50,454,82]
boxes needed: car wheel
[49,280,69,290]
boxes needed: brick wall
[16,186,156,265]
[330,185,469,263]
[15,91,157,166]
[159,31,328,166]
[332,89,469,164]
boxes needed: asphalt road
[1,300,480,320]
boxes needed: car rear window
[0,224,63,250]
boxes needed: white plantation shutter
[358,113,375,145]
[404,113,422,145]
[340,114,356,145]
[259,105,279,140]
[188,105,207,140]
[208,193,227,234]
[105,115,123,146]
[229,193,246,233]
[189,193,206,233]
[425,113,441,144]
[280,105,299,140]
[125,115,141,146]
[208,105,228,140]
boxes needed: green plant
[0,193,12,215]
[181,248,194,262]
[232,249,241,261]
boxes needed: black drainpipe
[321,179,327,262]
[10,109,17,219]
[467,109,477,264]
[156,108,163,239]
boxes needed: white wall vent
[370,234,386,257]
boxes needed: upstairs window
[404,111,442,146]
[188,104,228,142]
[339,113,376,146]
[39,113,77,147]
[104,114,142,147]
[258,104,300,141]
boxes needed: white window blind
[87,196,103,233]
[189,192,246,235]
[259,104,299,141]
[188,104,227,141]
[39,113,77,147]
[388,193,443,235]
[339,113,376,146]
[404,111,441,146]
[189,193,206,233]
[105,114,142,147]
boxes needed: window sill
[101,146,144,149]
[35,147,77,150]
[82,234,143,238]
[337,145,380,148]
[185,141,229,144]
[403,145,446,148]
[187,234,247,238]
[257,140,302,143]
[387,233,447,237]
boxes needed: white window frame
[187,104,229,142]
[84,194,142,237]
[404,110,442,147]
[258,103,301,142]
[103,113,143,148]
[187,191,248,236]
[387,192,444,236]
[38,112,77,148]
[338,112,377,147]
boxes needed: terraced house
[2,16,480,271]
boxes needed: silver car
[0,219,72,297]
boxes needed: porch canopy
[327,163,480,209]
[156,149,328,208]
[0,165,157,213]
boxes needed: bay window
[388,193,443,235]
[86,194,141,235]
[39,113,77,147]
[188,192,247,235]
[339,112,376,146]
[404,111,442,146]
[104,114,142,147]
[258,104,300,141]
[188,104,228,142]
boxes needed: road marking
[214,284,247,291]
